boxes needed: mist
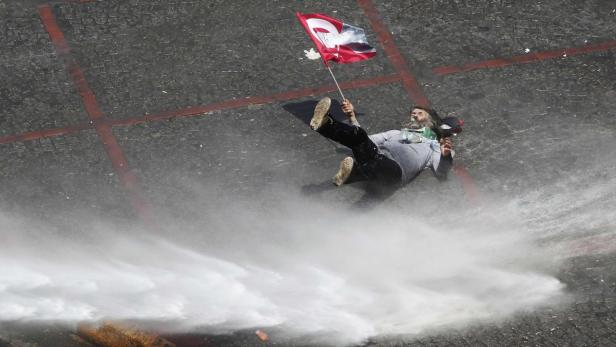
[4,168,614,346]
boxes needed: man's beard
[403,117,434,130]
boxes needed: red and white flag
[296,12,376,65]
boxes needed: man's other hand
[440,137,453,157]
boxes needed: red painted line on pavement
[356,0,480,203]
[110,74,402,127]
[357,0,430,107]
[38,4,152,223]
[434,40,616,75]
[0,123,90,145]
[452,164,481,206]
[0,75,401,144]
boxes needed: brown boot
[310,97,331,130]
[332,156,354,186]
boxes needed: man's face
[410,108,431,124]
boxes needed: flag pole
[326,64,346,101]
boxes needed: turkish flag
[296,12,376,65]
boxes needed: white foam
[0,194,573,345]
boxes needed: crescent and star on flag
[296,12,377,99]
[296,12,376,65]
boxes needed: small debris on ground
[304,48,320,60]
[255,330,269,342]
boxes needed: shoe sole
[310,97,331,130]
[333,157,354,186]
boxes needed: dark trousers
[317,118,402,185]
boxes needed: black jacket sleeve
[433,154,453,181]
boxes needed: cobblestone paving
[0,0,614,346]
[0,0,85,136]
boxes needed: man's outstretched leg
[332,153,401,186]
[310,97,369,185]
[309,98,401,187]
[333,156,354,186]
[310,97,332,130]
[310,97,370,148]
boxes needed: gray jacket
[369,130,452,184]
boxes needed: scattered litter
[162,90,167,94]
[584,39,588,43]
[524,48,530,53]
[66,196,70,200]
[613,9,615,13]
[304,48,321,60]
[302,133,307,137]
[250,118,255,122]
[255,330,269,342]
[562,52,567,57]
[199,144,203,148]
